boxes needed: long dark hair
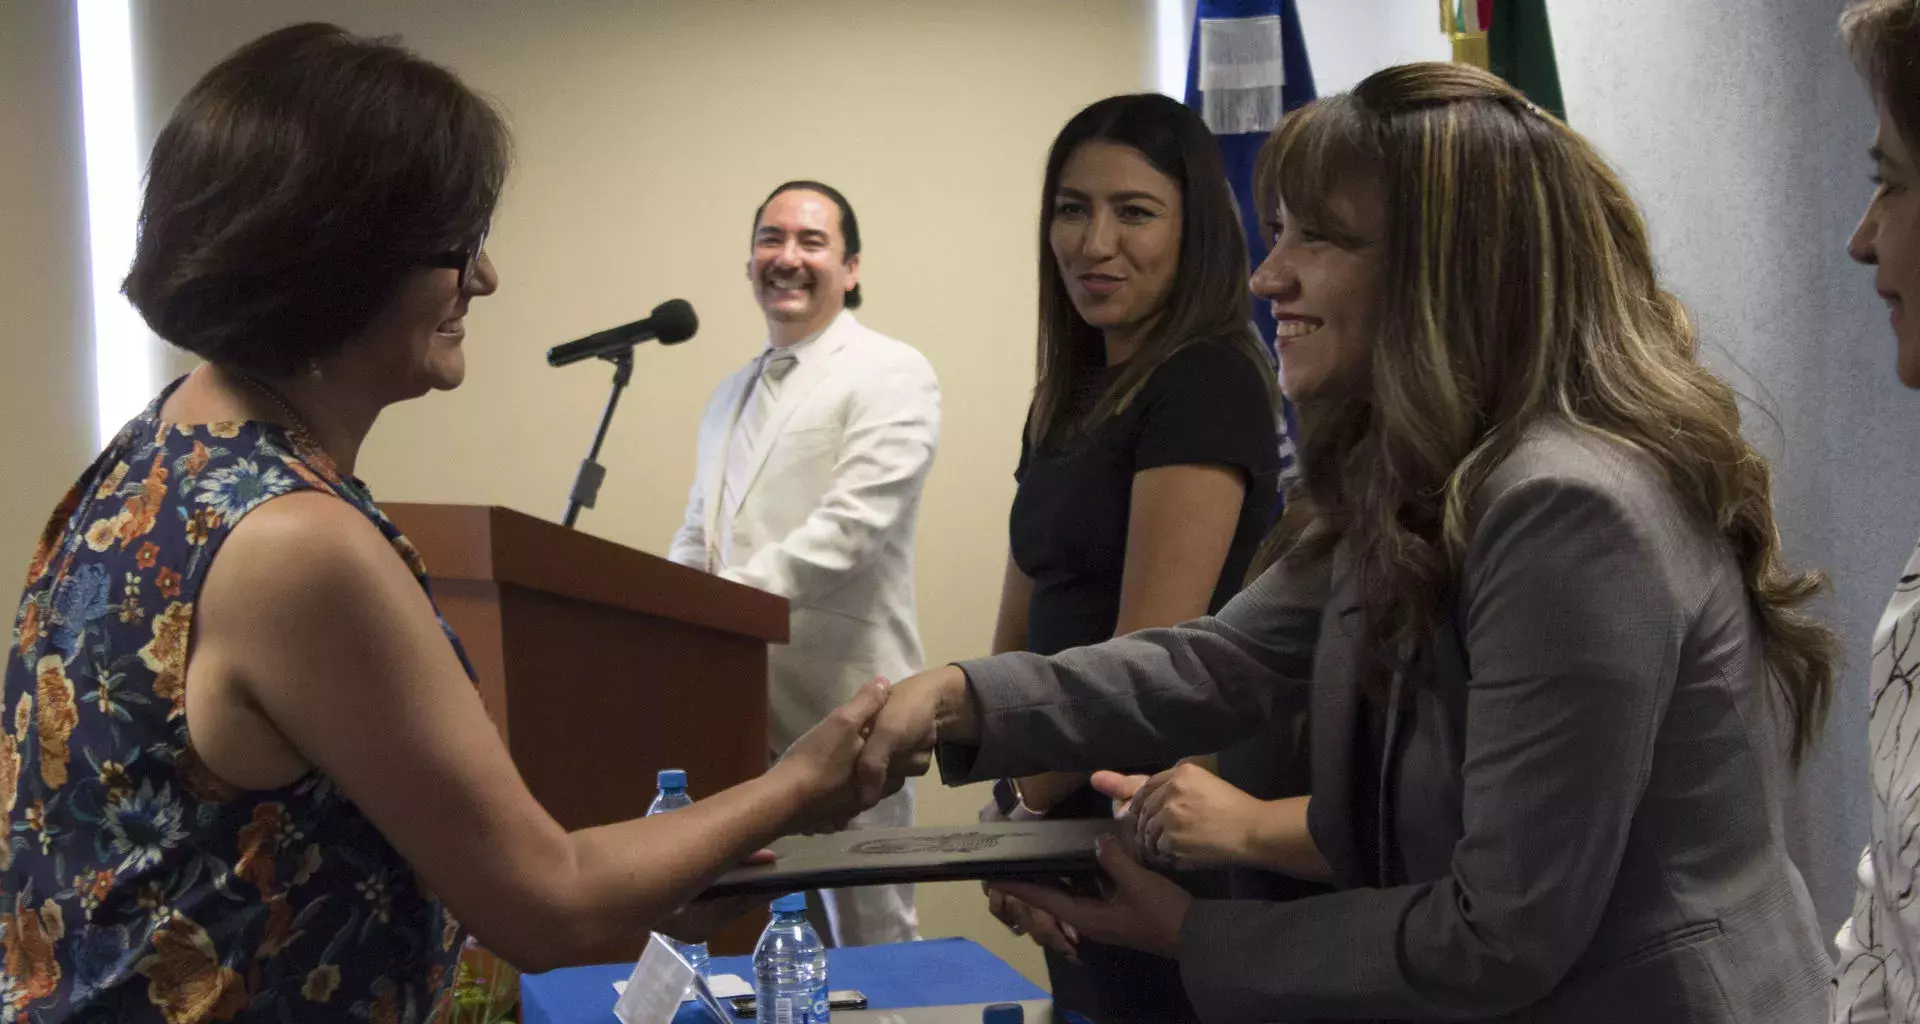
[1030,93,1273,446]
[1252,63,1835,763]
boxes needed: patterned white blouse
[1835,540,1920,1022]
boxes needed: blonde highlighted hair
[1252,63,1835,763]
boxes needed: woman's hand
[775,680,893,832]
[984,882,1082,963]
[1097,764,1266,869]
[1092,771,1151,815]
[855,665,976,805]
[1096,767,1331,879]
[658,893,762,945]
[976,793,1079,961]
[654,848,777,944]
[994,834,1191,959]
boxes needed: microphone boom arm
[560,350,633,529]
[550,298,696,529]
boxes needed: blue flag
[1183,0,1314,490]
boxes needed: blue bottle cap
[656,769,687,790]
[981,1003,1024,1024]
[770,892,808,914]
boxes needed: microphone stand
[561,348,634,528]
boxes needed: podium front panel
[497,582,768,830]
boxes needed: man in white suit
[668,181,938,946]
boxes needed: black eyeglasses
[422,224,489,289]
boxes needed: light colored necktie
[715,350,798,567]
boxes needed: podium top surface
[379,502,788,644]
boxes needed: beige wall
[134,1,1152,983]
[0,4,94,580]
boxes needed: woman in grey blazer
[858,62,1838,1023]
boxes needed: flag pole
[1440,0,1491,70]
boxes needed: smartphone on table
[728,990,870,1017]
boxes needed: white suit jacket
[668,310,940,752]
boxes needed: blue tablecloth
[521,937,1049,1024]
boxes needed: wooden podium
[379,502,785,955]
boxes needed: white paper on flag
[1197,14,1286,135]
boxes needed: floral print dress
[2,381,468,1022]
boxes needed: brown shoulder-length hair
[1030,93,1274,446]
[1842,0,1920,147]
[124,23,511,377]
[1250,63,1836,763]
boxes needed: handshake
[768,665,979,832]
[743,663,1208,963]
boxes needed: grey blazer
[944,420,1829,1023]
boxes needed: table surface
[520,937,1050,1024]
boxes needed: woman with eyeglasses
[1,24,886,1020]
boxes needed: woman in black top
[978,93,1281,1023]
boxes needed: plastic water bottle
[753,893,829,1024]
[646,769,708,983]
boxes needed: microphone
[546,298,698,367]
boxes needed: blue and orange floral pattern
[3,380,469,1021]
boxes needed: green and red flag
[1487,0,1567,121]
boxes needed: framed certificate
[699,819,1119,899]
